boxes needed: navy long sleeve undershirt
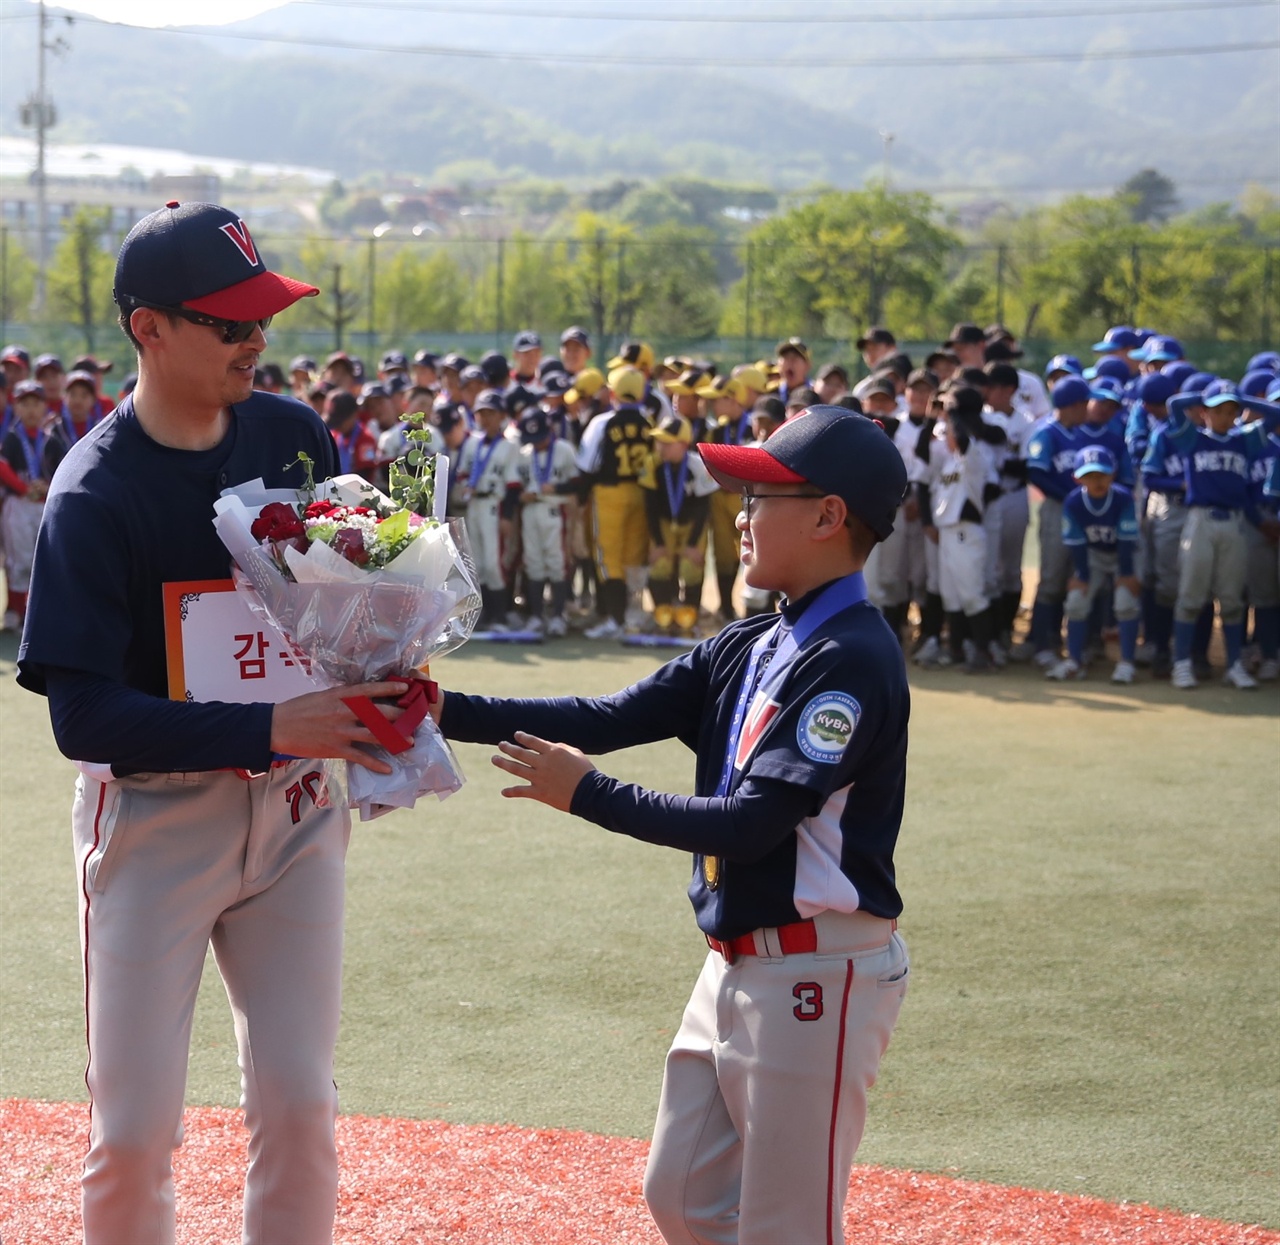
[570,770,816,861]
[441,689,817,858]
[45,666,275,775]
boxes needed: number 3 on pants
[792,981,824,1021]
[284,770,326,824]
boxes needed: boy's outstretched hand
[492,731,595,811]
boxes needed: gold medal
[701,854,721,890]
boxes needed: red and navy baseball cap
[114,201,318,320]
[697,405,907,541]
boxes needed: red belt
[706,915,898,963]
[706,918,818,962]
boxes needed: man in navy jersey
[17,201,408,1244]
[433,407,911,1245]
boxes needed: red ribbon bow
[342,676,439,756]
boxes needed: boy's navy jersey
[1140,423,1187,498]
[1062,484,1138,577]
[17,392,338,773]
[442,576,909,941]
[1164,393,1280,512]
[1025,419,1082,500]
[1075,421,1135,487]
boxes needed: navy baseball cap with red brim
[697,404,907,540]
[114,201,318,320]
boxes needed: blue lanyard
[715,572,867,797]
[335,428,353,475]
[533,436,556,487]
[469,436,500,488]
[19,426,46,480]
[61,401,103,445]
[663,458,689,517]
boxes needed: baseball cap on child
[1052,377,1093,409]
[1090,326,1139,353]
[1130,335,1183,363]
[114,202,319,319]
[519,408,551,443]
[650,414,694,444]
[1089,377,1126,404]
[13,379,44,400]
[1045,354,1083,377]
[1074,446,1117,477]
[565,367,605,405]
[697,405,907,541]
[1137,373,1178,406]
[1201,380,1242,408]
[609,366,646,404]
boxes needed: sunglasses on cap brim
[126,299,272,345]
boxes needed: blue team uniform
[1026,420,1081,501]
[1163,391,1280,669]
[1061,484,1140,668]
[1024,419,1083,653]
[1246,430,1280,665]
[1074,422,1134,488]
[1062,485,1139,580]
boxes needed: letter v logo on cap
[219,219,260,267]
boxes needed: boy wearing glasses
[433,406,911,1245]
[17,202,409,1244]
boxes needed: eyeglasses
[126,300,272,345]
[740,491,824,521]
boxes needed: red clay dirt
[2,1098,1275,1244]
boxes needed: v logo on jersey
[735,693,780,770]
[219,219,260,267]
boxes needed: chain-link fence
[2,224,1273,381]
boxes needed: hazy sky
[47,0,285,27]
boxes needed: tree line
[5,178,1276,357]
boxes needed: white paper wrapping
[214,475,481,820]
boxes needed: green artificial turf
[1,632,1277,1226]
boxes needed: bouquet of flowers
[212,414,480,819]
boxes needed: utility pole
[878,130,895,192]
[20,2,70,316]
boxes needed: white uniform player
[452,389,522,627]
[918,388,1001,672]
[981,363,1037,646]
[875,372,935,642]
[514,407,579,633]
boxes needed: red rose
[331,527,370,566]
[252,502,305,542]
[305,500,341,519]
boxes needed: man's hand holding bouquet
[213,411,480,819]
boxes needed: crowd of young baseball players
[3,319,1279,690]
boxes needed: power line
[289,0,1279,21]
[57,14,1280,68]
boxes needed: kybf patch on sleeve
[796,692,860,763]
